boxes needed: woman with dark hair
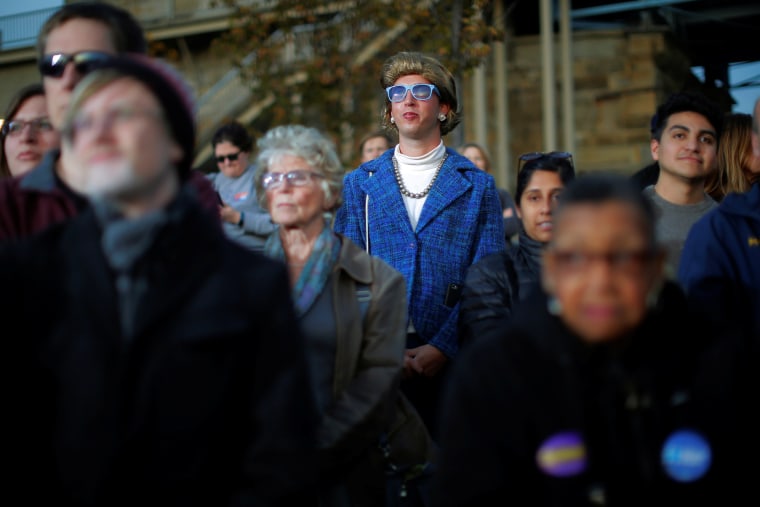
[458,141,521,243]
[207,120,275,252]
[0,83,59,179]
[358,129,395,164]
[459,151,576,345]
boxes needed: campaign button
[661,429,711,482]
[536,431,587,477]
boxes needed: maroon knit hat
[96,53,196,177]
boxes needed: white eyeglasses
[261,170,325,190]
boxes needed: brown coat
[318,234,407,454]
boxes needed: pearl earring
[438,113,446,122]
[547,296,562,316]
[390,117,395,124]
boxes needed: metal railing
[0,6,60,50]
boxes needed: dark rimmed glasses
[261,170,325,190]
[547,248,657,277]
[385,83,440,103]
[39,51,113,78]
[1,117,54,137]
[518,151,573,172]
[215,152,241,164]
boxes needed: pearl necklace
[392,153,448,199]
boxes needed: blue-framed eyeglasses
[385,83,440,103]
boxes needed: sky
[0,0,60,16]
[0,0,757,113]
[721,63,760,115]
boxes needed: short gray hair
[254,124,344,213]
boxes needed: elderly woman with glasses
[459,151,576,345]
[0,83,60,179]
[435,173,747,506]
[256,124,431,506]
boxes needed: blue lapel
[361,161,415,237]
[416,156,472,233]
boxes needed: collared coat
[312,234,416,504]
[0,189,319,507]
[317,234,407,455]
[333,148,506,358]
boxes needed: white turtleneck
[394,141,446,230]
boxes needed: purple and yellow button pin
[536,431,587,477]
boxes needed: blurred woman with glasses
[458,141,521,244]
[256,124,432,506]
[0,83,60,179]
[459,151,575,345]
[358,129,395,164]
[207,121,275,252]
[435,173,745,506]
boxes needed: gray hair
[254,124,344,214]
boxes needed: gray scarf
[93,199,169,340]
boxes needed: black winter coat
[435,282,751,507]
[0,188,319,507]
[459,230,544,345]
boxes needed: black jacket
[435,282,750,507]
[459,230,543,345]
[0,187,319,507]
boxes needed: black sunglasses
[38,51,113,78]
[517,151,573,171]
[215,152,241,164]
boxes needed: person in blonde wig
[334,51,505,441]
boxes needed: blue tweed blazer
[334,147,506,358]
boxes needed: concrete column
[559,0,576,156]
[473,63,488,150]
[493,1,510,191]
[540,0,557,150]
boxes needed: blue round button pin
[661,429,712,482]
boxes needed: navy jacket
[679,181,760,340]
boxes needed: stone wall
[466,29,692,179]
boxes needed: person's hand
[404,344,447,378]
[219,204,241,225]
